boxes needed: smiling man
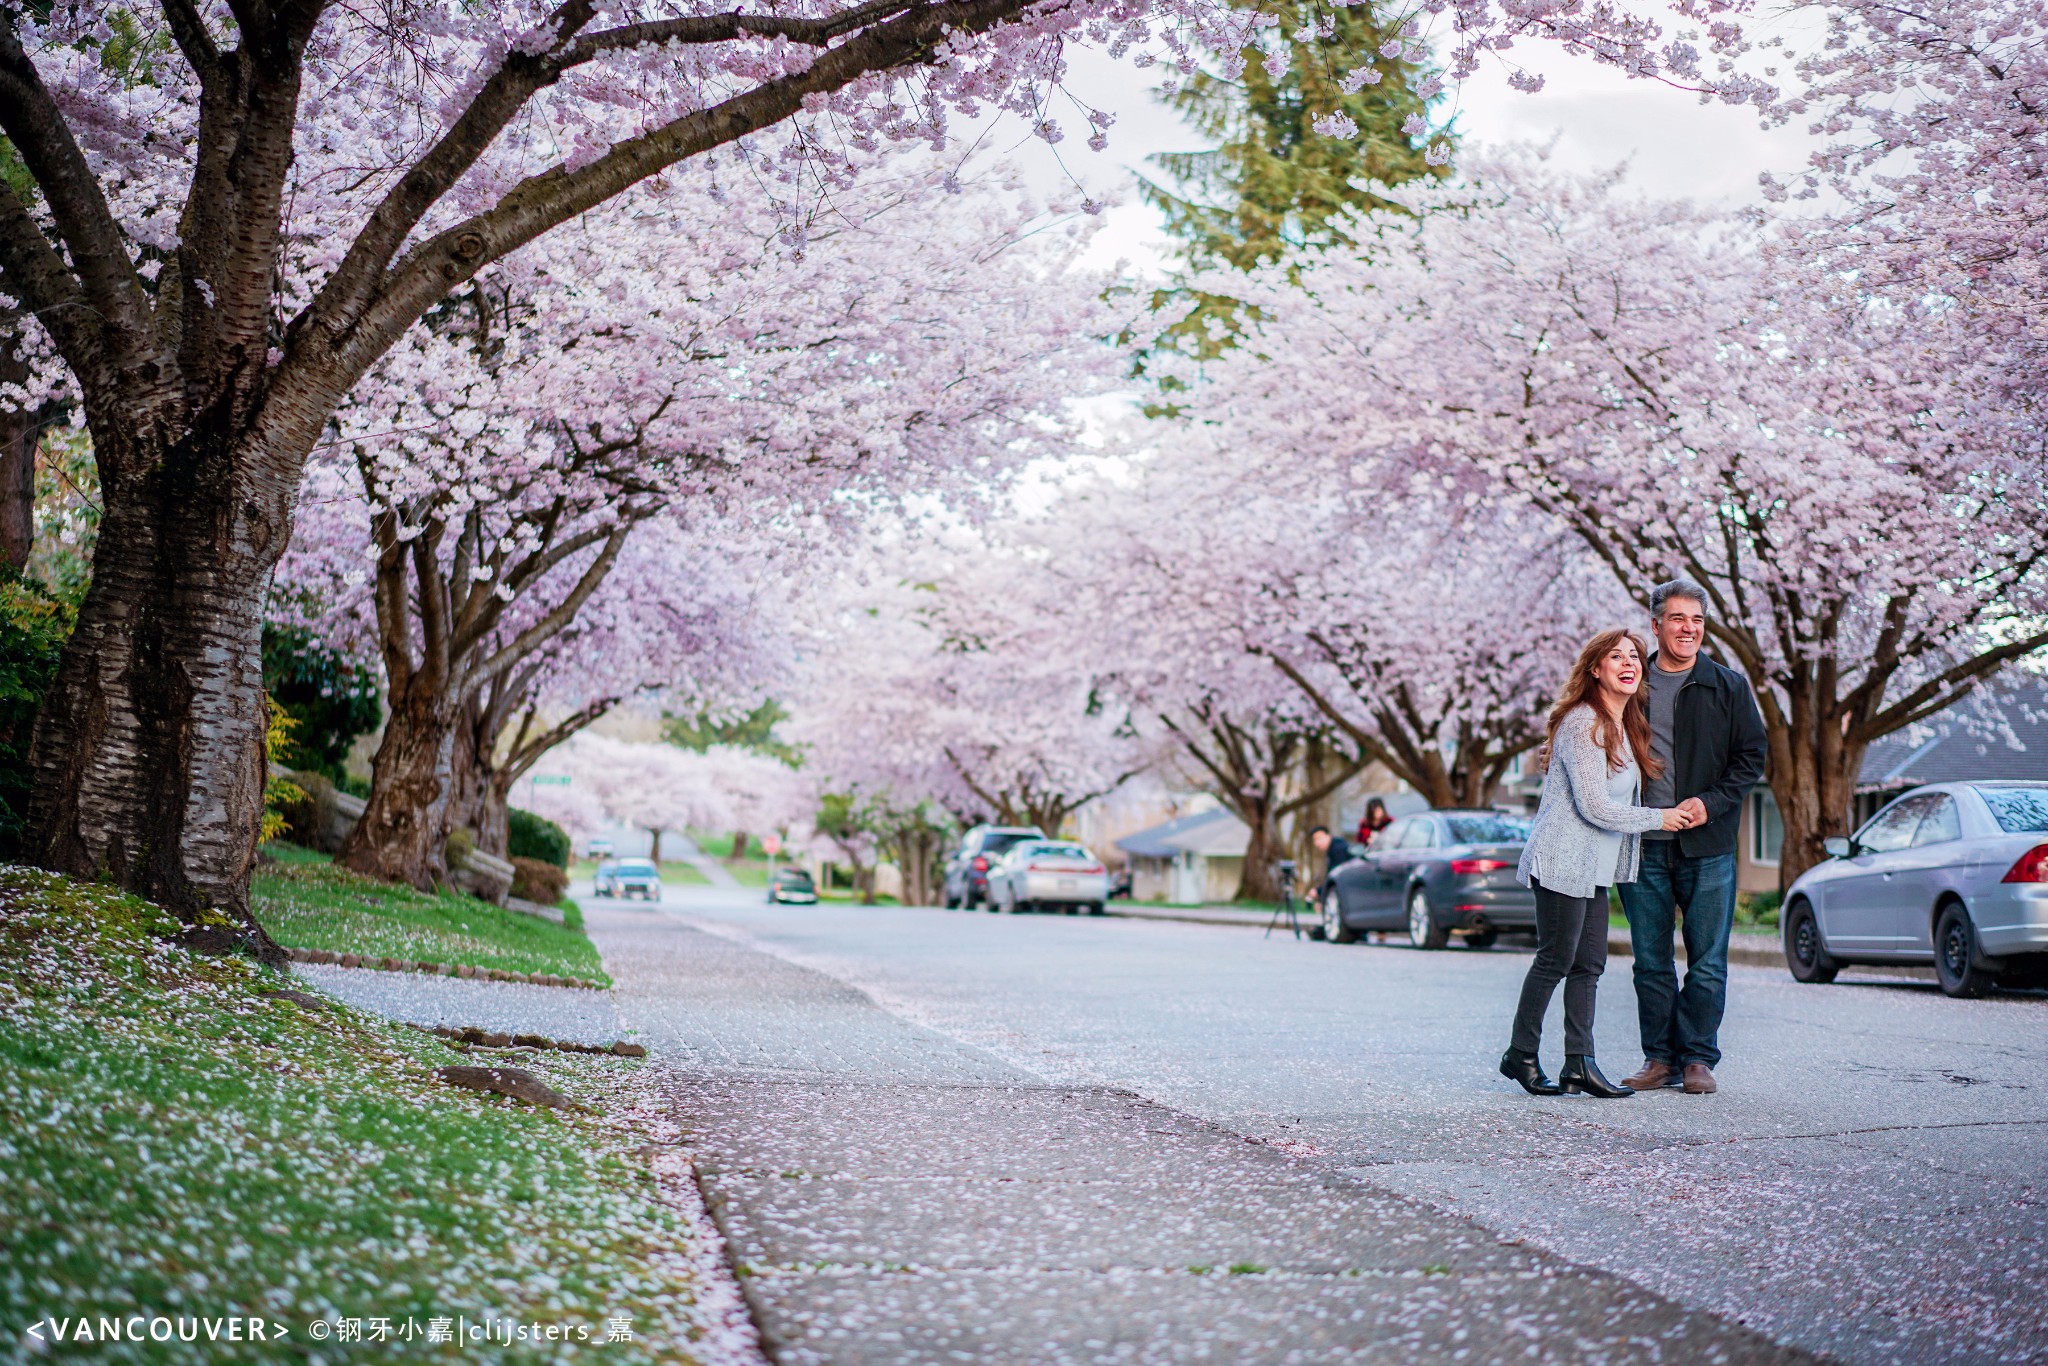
[1622,580,1769,1095]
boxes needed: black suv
[941,824,1044,908]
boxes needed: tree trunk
[25,433,291,960]
[341,689,459,891]
[444,702,513,860]
[730,830,749,862]
[1238,804,1285,902]
[647,828,664,863]
[1769,734,1864,892]
[0,336,36,572]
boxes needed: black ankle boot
[1499,1047,1563,1096]
[1559,1055,1633,1098]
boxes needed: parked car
[594,857,663,902]
[767,867,819,905]
[942,824,1045,908]
[1320,809,1535,949]
[1782,780,2048,997]
[985,840,1111,915]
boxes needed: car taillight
[2001,844,2048,883]
[972,856,988,872]
[1451,858,1511,876]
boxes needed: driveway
[588,882,2046,1364]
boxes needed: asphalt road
[591,880,2048,1365]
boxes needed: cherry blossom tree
[1187,149,2048,886]
[1762,0,2046,416]
[0,0,1767,938]
[527,732,808,862]
[274,160,1100,889]
[792,544,1152,836]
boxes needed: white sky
[983,14,1828,277]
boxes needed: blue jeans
[1620,841,1737,1068]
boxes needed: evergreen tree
[1137,0,1448,363]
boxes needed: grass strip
[253,847,608,986]
[0,868,742,1363]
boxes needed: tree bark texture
[25,426,295,957]
[0,327,39,571]
[340,682,460,891]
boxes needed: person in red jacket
[1356,798,1393,848]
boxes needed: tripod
[1264,859,1302,939]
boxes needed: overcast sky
[986,17,1828,276]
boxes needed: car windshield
[1978,787,2048,834]
[1443,814,1533,844]
[983,832,1038,858]
[618,860,656,875]
[775,870,813,885]
[1020,843,1092,862]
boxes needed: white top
[1516,704,1666,900]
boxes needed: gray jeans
[1510,880,1610,1057]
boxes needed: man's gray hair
[1650,578,1710,619]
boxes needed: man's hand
[1677,797,1708,828]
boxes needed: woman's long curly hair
[1546,628,1664,778]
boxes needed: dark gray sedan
[1320,810,1535,950]
[1783,780,2048,997]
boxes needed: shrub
[261,624,382,782]
[0,574,75,858]
[510,856,568,905]
[277,769,344,852]
[508,806,571,868]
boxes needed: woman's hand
[1660,807,1691,832]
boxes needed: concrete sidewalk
[591,906,1812,1365]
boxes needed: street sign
[762,834,783,855]
[531,775,571,786]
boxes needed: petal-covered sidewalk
[591,906,1812,1366]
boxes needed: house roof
[1115,808,1251,859]
[1859,678,2048,791]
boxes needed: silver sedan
[985,840,1111,915]
[1782,780,2048,996]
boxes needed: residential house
[1115,808,1252,904]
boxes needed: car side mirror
[1823,836,1852,860]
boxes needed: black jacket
[1651,651,1768,859]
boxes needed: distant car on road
[942,824,1044,909]
[1320,810,1535,950]
[594,857,663,902]
[767,867,819,905]
[1782,780,2048,998]
[984,840,1111,915]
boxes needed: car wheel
[1934,901,1997,998]
[1465,929,1499,950]
[1088,903,1106,916]
[1063,903,1079,916]
[1407,886,1448,950]
[1321,889,1359,944]
[1783,897,1838,983]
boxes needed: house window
[1750,790,1784,865]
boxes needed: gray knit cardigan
[1515,704,1666,900]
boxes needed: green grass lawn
[685,833,773,886]
[0,868,726,1363]
[253,845,609,985]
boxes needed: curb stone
[280,944,607,990]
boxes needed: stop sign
[762,834,783,855]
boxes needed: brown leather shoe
[1622,1061,1680,1091]
[1682,1063,1718,1094]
